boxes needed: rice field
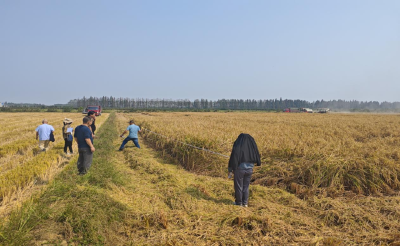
[0,113,109,206]
[0,112,399,245]
[127,112,400,197]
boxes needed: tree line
[66,97,400,111]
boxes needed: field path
[1,113,399,245]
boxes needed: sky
[0,1,399,105]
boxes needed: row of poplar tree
[67,96,400,111]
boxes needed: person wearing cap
[62,118,74,155]
[119,120,142,151]
[35,119,55,151]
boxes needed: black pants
[234,168,253,205]
[77,148,93,174]
[64,139,73,153]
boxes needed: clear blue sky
[1,0,399,105]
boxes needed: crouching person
[74,116,95,175]
[119,120,142,151]
[228,133,261,207]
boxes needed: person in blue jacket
[119,120,142,151]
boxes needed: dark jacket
[228,133,261,172]
[90,119,96,134]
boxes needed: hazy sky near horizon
[1,1,399,105]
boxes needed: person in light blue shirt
[119,120,142,151]
[35,119,55,151]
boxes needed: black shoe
[118,148,123,151]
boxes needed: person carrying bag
[62,118,74,155]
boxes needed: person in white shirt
[35,119,55,151]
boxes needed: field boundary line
[142,128,230,158]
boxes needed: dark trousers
[64,139,73,153]
[119,137,140,150]
[234,168,253,205]
[77,148,93,174]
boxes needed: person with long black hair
[228,133,261,207]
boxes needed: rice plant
[125,112,400,196]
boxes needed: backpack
[64,124,73,141]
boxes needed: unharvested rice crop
[126,112,400,197]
